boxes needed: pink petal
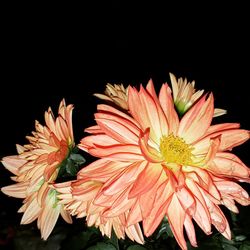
[139,171,166,218]
[2,156,26,175]
[146,80,170,137]
[127,199,143,226]
[208,203,229,235]
[178,94,214,144]
[97,104,141,128]
[176,187,195,214]
[40,202,61,240]
[72,180,101,201]
[194,129,249,154]
[1,182,29,198]
[167,194,187,250]
[95,112,140,144]
[185,179,212,234]
[125,223,144,244]
[60,207,72,224]
[129,163,163,198]
[65,104,74,141]
[205,123,240,136]
[84,125,103,134]
[143,197,170,237]
[159,83,179,135]
[214,180,250,205]
[221,197,239,213]
[77,159,130,182]
[21,197,41,224]
[44,162,59,181]
[209,153,249,178]
[88,144,144,161]
[79,134,119,151]
[184,214,197,247]
[102,161,147,196]
[142,180,174,236]
[139,85,168,143]
[128,86,161,144]
[103,187,135,217]
[218,129,249,151]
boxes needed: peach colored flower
[78,80,249,250]
[1,100,74,240]
[170,73,227,117]
[55,176,144,244]
[94,83,128,110]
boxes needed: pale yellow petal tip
[213,108,227,117]
[94,83,128,109]
[16,144,26,154]
[1,187,6,194]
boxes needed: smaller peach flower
[170,73,227,117]
[55,175,144,244]
[1,100,74,240]
[94,83,128,110]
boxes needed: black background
[0,1,249,248]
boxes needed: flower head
[94,83,128,110]
[78,79,249,250]
[55,175,144,244]
[170,73,227,117]
[1,100,74,240]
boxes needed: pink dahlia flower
[76,79,249,250]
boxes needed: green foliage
[57,148,85,180]
[127,246,147,250]
[87,242,117,250]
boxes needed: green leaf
[13,227,67,250]
[72,147,79,153]
[57,151,85,179]
[219,235,235,245]
[57,159,67,177]
[221,244,238,250]
[61,231,94,250]
[108,230,119,249]
[156,218,173,239]
[87,242,117,250]
[127,245,147,250]
[66,159,78,176]
[69,153,86,165]
[240,242,250,250]
[235,235,247,242]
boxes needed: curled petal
[139,128,163,163]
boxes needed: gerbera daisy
[77,79,249,250]
[1,100,74,240]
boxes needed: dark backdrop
[1,2,249,249]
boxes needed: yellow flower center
[160,134,193,165]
